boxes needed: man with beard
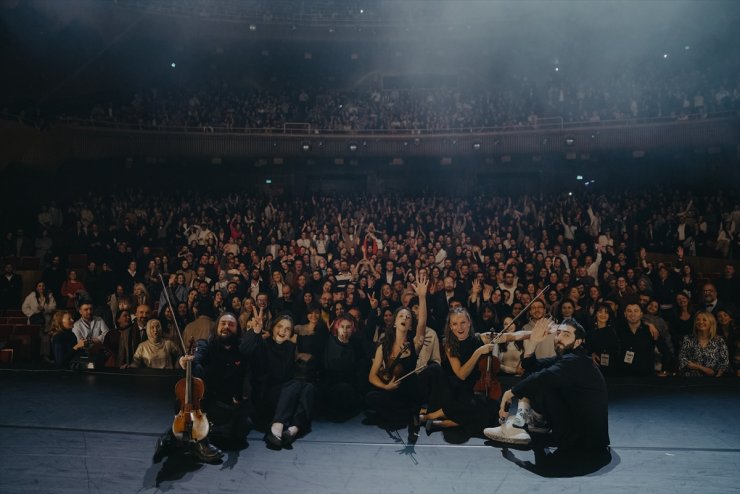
[484,318,610,456]
[153,312,254,463]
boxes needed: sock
[271,423,283,439]
[286,426,299,438]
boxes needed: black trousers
[365,363,446,423]
[529,386,608,452]
[204,398,253,445]
[267,379,315,430]
[319,381,363,420]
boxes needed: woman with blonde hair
[679,311,729,377]
[132,283,150,308]
[50,310,77,366]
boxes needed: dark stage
[1,369,738,493]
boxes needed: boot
[192,439,224,464]
[152,431,174,464]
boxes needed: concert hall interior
[0,0,739,492]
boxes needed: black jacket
[512,348,610,451]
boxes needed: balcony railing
[2,112,738,165]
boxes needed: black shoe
[281,430,296,448]
[408,416,421,438]
[152,436,168,464]
[264,432,283,450]
[425,420,436,436]
[192,440,224,464]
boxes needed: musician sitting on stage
[420,307,497,436]
[240,312,315,450]
[484,318,610,454]
[153,311,253,464]
[187,311,258,451]
[365,271,441,428]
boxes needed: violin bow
[158,273,188,355]
[489,284,551,344]
[395,364,427,383]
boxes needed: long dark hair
[381,306,413,362]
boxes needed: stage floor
[0,369,738,493]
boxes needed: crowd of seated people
[66,65,740,132]
[1,185,738,447]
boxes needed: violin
[474,352,502,400]
[158,274,210,443]
[474,284,552,401]
[172,337,209,442]
[377,342,410,384]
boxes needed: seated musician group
[125,270,608,465]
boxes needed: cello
[474,285,551,401]
[159,274,210,444]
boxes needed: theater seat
[68,253,88,269]
[20,256,41,270]
[0,324,13,343]
[11,324,41,362]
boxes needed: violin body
[377,342,409,384]
[172,338,210,442]
[377,364,404,384]
[474,354,502,401]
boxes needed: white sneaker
[511,409,529,428]
[483,417,531,444]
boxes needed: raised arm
[412,270,429,350]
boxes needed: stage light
[568,192,573,196]
[170,62,176,68]
[265,179,272,184]
[663,53,669,59]
[473,142,481,151]
[348,142,358,152]
[684,45,690,50]
[249,24,256,31]
[565,137,575,146]
[577,175,583,180]
[301,142,311,152]
[555,67,559,72]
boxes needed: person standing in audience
[715,309,739,377]
[615,303,662,376]
[183,299,216,343]
[129,319,181,369]
[679,312,729,377]
[71,299,110,369]
[587,303,621,376]
[60,270,85,309]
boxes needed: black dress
[320,335,366,420]
[441,334,495,435]
[365,339,422,423]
